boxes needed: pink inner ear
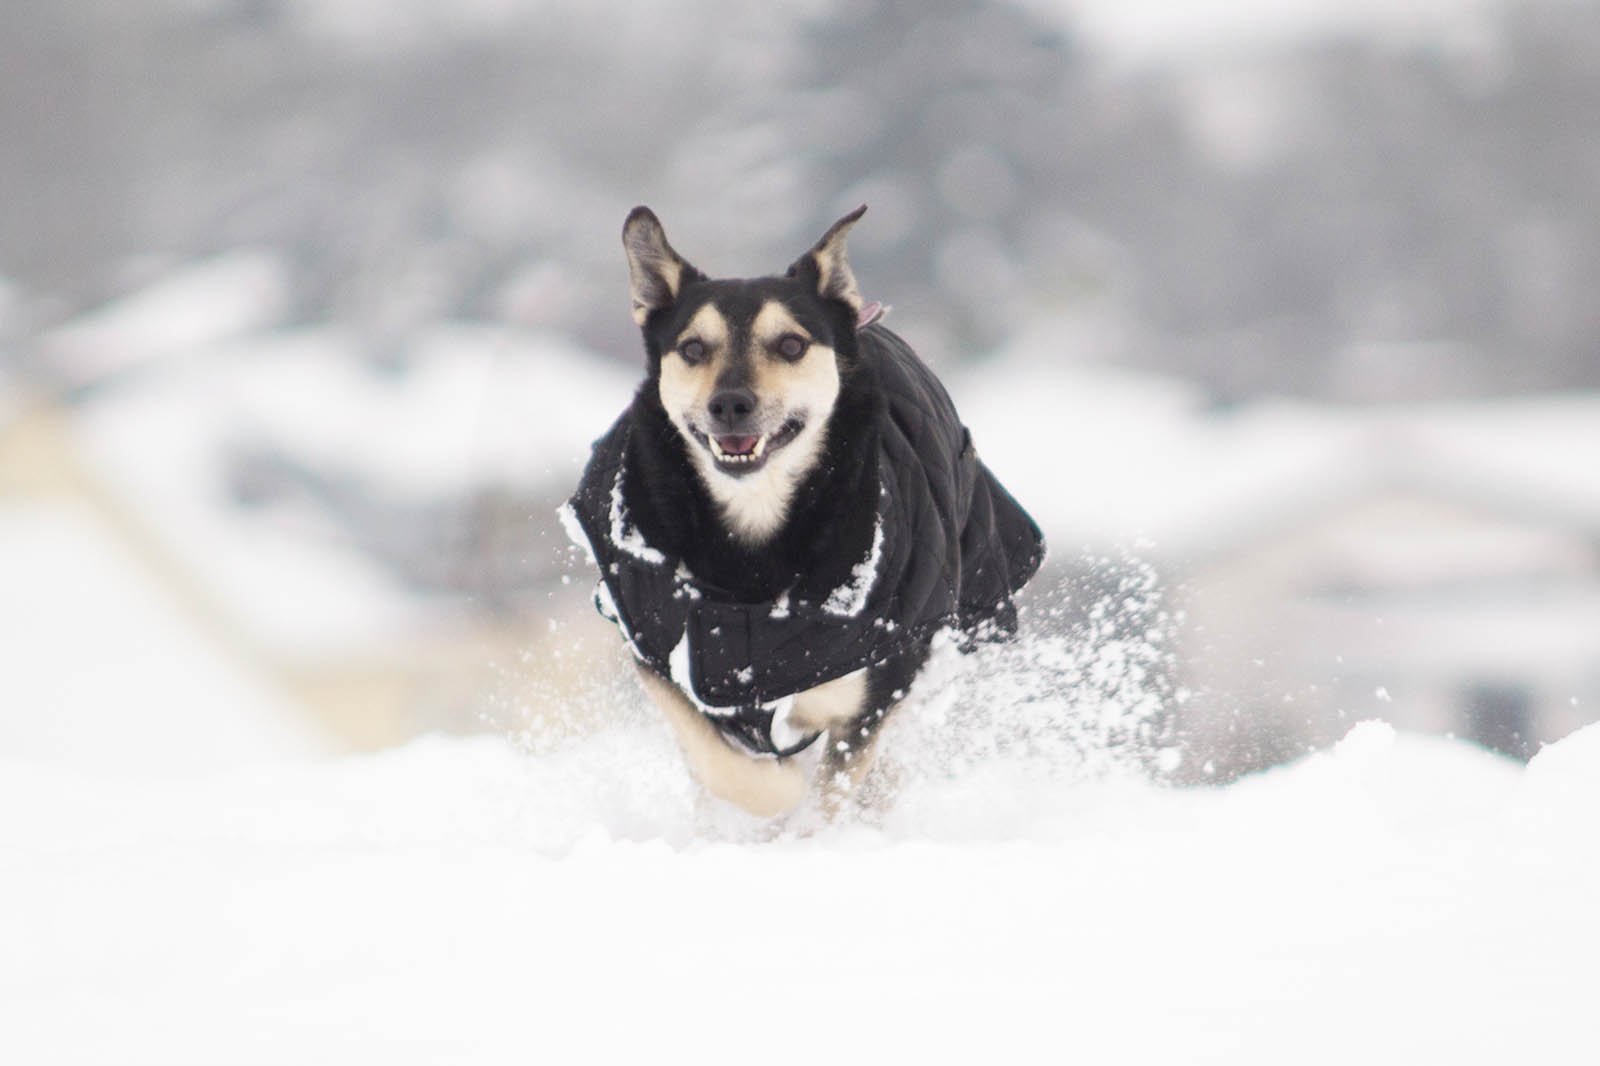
[856,301,887,329]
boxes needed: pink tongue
[717,435,759,456]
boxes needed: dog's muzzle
[688,418,805,475]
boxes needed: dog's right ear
[788,205,866,318]
[622,207,700,327]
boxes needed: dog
[561,206,1044,817]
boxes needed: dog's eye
[775,334,808,361]
[679,339,707,365]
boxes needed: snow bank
[3,695,1595,1063]
[7,563,1590,1062]
[1519,717,1600,840]
[0,502,327,770]
[69,323,637,660]
[41,252,288,387]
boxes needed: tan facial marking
[659,298,844,545]
[675,302,730,356]
[751,300,810,349]
[658,303,731,423]
[746,300,838,401]
[702,302,840,543]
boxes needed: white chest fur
[689,420,829,544]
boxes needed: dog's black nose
[707,387,757,428]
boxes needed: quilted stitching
[567,324,1044,709]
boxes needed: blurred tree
[3,0,1598,397]
[795,0,1089,354]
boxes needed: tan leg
[635,664,807,818]
[779,667,882,818]
[815,708,895,817]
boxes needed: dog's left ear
[623,206,701,327]
[789,205,866,317]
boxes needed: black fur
[567,210,1043,783]
[617,271,927,749]
[623,277,880,607]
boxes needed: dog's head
[621,206,867,485]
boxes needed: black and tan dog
[562,206,1043,817]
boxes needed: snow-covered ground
[7,302,1595,1063]
[0,502,327,770]
[67,322,637,661]
[3,679,1595,1063]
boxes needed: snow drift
[3,680,1597,1063]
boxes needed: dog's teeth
[707,434,766,465]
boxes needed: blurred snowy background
[4,0,1600,779]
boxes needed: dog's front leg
[815,708,896,817]
[634,663,808,818]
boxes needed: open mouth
[690,418,804,474]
